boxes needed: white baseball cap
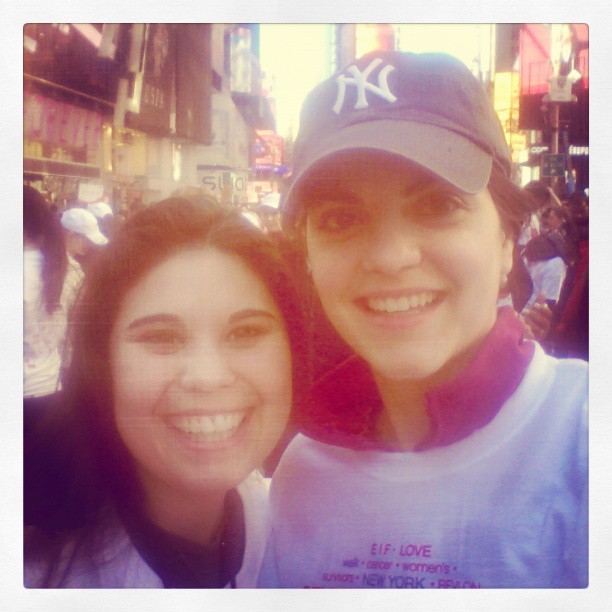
[241,210,263,230]
[88,201,114,219]
[61,207,109,245]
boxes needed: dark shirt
[122,489,245,588]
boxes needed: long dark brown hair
[25,196,306,586]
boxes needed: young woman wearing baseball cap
[259,51,587,588]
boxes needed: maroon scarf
[298,308,535,452]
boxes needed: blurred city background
[23,23,588,212]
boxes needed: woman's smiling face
[110,247,292,498]
[303,153,514,386]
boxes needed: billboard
[253,130,284,171]
[23,24,124,104]
[175,24,213,144]
[125,23,175,137]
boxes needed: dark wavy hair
[23,185,67,314]
[25,196,306,585]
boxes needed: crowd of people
[23,50,588,590]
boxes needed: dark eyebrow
[228,309,277,324]
[306,190,363,210]
[126,313,181,331]
[400,178,455,199]
[297,179,362,208]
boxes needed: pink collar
[298,308,535,452]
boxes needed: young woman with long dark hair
[25,196,305,588]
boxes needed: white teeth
[367,293,436,313]
[169,412,245,439]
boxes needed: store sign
[569,145,589,156]
[541,153,566,177]
[24,91,103,164]
[197,166,248,205]
[253,130,284,171]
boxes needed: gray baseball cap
[283,50,511,225]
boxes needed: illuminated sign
[253,130,284,171]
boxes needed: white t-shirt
[524,256,567,310]
[517,213,541,247]
[259,345,587,589]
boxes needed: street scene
[22,22,589,600]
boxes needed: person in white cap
[88,200,117,240]
[61,206,108,250]
[59,207,108,330]
[87,200,114,220]
[61,205,107,262]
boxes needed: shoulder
[520,345,586,407]
[24,514,162,588]
[510,346,587,452]
[533,346,586,396]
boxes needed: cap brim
[284,119,493,217]
[84,230,108,246]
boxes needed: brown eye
[226,323,272,347]
[312,205,365,234]
[136,329,185,354]
[411,192,468,223]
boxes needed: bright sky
[260,24,492,140]
[260,24,329,140]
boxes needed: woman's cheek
[111,347,165,416]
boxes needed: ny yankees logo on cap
[333,58,397,114]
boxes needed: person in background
[24,197,305,588]
[523,180,563,213]
[258,204,284,238]
[522,210,568,314]
[88,200,118,241]
[23,186,68,444]
[517,185,573,338]
[259,50,587,589]
[549,190,589,359]
[60,206,108,276]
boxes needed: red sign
[253,130,284,171]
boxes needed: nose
[177,343,236,392]
[361,217,422,276]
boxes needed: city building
[24,23,278,211]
